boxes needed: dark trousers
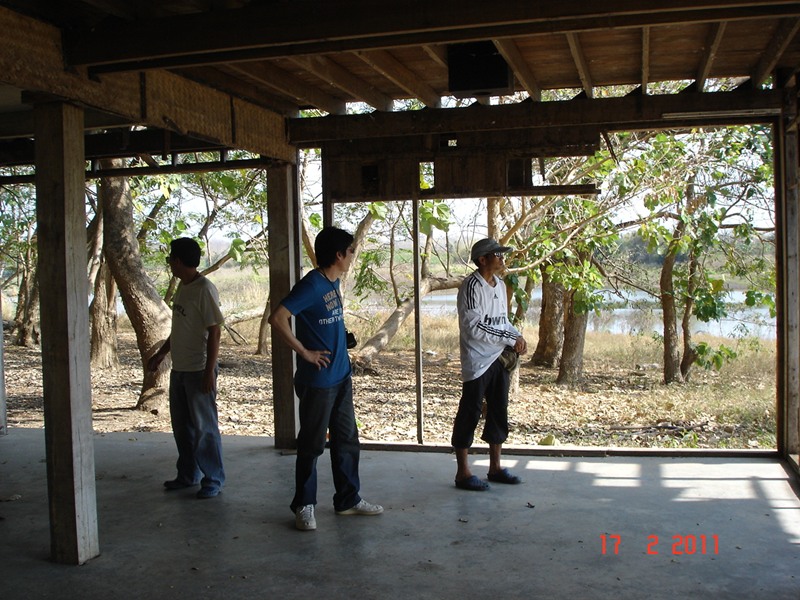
[291,376,361,512]
[451,359,510,449]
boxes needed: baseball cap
[470,238,512,262]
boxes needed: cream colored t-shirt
[169,276,224,372]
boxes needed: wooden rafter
[641,26,651,93]
[566,32,594,98]
[423,45,448,69]
[227,63,346,115]
[752,17,800,86]
[355,50,441,108]
[179,66,299,115]
[493,39,542,101]
[290,55,393,112]
[696,22,728,91]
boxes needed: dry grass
[2,276,777,449]
[345,313,777,449]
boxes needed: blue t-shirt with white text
[280,269,351,388]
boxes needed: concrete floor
[2,428,800,600]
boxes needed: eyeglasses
[486,252,506,259]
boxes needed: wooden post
[321,150,334,228]
[34,101,99,564]
[268,160,301,449]
[412,195,424,444]
[778,85,800,459]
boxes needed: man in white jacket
[451,238,528,491]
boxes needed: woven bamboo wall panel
[146,72,230,144]
[0,6,293,162]
[0,7,141,120]
[234,99,294,163]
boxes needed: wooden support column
[777,84,800,460]
[0,291,6,436]
[268,160,301,449]
[412,196,424,444]
[34,101,99,564]
[320,150,334,228]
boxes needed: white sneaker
[295,505,316,531]
[336,499,384,516]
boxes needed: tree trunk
[487,198,501,238]
[87,199,120,370]
[99,158,172,413]
[339,210,375,297]
[679,252,699,380]
[13,268,39,348]
[352,275,465,369]
[513,273,533,324]
[256,301,271,355]
[556,290,588,385]
[660,226,685,384]
[89,259,120,370]
[531,267,564,367]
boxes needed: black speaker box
[447,41,513,97]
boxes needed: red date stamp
[600,534,719,555]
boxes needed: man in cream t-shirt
[149,237,225,499]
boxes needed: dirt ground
[2,331,773,449]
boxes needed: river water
[417,289,777,340]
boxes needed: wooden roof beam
[227,63,346,115]
[493,39,542,101]
[64,1,800,72]
[0,156,277,185]
[288,89,783,144]
[566,33,594,99]
[355,50,442,108]
[752,17,800,86]
[290,55,393,112]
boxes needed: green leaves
[694,342,738,371]
[352,247,389,298]
[744,290,776,318]
[368,202,388,221]
[693,287,727,322]
[418,200,451,236]
[227,238,247,263]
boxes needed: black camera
[346,329,357,349]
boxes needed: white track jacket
[457,270,520,382]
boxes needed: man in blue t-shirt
[269,226,383,531]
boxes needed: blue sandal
[455,475,490,491]
[487,468,522,484]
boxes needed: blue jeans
[291,376,361,512]
[451,359,510,448]
[169,369,225,491]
